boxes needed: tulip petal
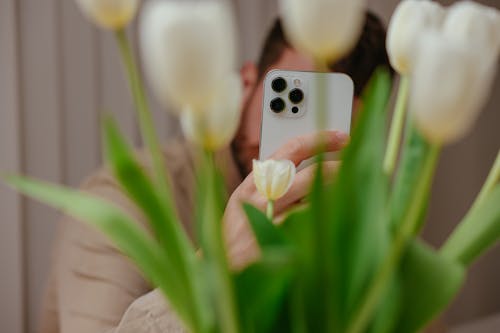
[280,0,366,62]
[443,1,500,66]
[386,0,444,74]
[253,160,296,201]
[140,0,237,111]
[75,0,139,29]
[180,73,242,150]
[410,32,496,144]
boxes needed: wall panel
[0,0,24,332]
[18,0,64,331]
[98,31,139,145]
[61,1,100,186]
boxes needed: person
[39,12,392,333]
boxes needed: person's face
[232,48,315,176]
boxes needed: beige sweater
[39,139,242,333]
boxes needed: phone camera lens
[292,106,299,114]
[270,97,286,113]
[271,77,287,93]
[289,88,304,104]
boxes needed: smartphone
[259,70,354,166]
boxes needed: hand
[224,130,349,269]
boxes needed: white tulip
[279,0,366,63]
[443,1,500,65]
[139,0,237,112]
[410,32,496,144]
[180,73,242,151]
[253,160,296,201]
[386,0,445,75]
[75,0,139,30]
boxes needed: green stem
[114,29,171,201]
[471,151,500,212]
[266,200,275,220]
[114,30,206,332]
[204,152,240,333]
[290,280,308,333]
[314,59,336,333]
[347,144,440,333]
[384,76,410,176]
[440,150,500,265]
[315,59,329,133]
[440,186,500,266]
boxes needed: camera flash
[293,79,301,87]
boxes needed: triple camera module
[270,77,304,114]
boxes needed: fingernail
[335,132,350,145]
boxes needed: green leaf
[237,204,297,332]
[395,239,465,333]
[103,117,194,256]
[330,68,393,326]
[196,151,240,333]
[390,121,433,233]
[280,205,314,259]
[243,203,287,248]
[367,277,400,333]
[278,207,317,333]
[102,118,211,331]
[4,175,198,331]
[309,159,339,332]
[235,248,294,333]
[348,103,441,333]
[279,205,321,332]
[280,69,394,332]
[441,185,500,266]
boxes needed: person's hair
[256,11,393,96]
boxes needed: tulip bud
[253,159,296,201]
[279,0,366,63]
[139,0,237,112]
[410,32,496,144]
[75,0,139,30]
[386,0,445,75]
[180,73,242,151]
[443,1,500,65]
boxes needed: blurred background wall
[0,0,498,332]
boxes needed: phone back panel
[259,70,354,160]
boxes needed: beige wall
[0,1,24,333]
[0,0,498,332]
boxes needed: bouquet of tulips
[5,0,500,332]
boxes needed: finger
[227,234,260,270]
[271,131,349,166]
[274,161,340,214]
